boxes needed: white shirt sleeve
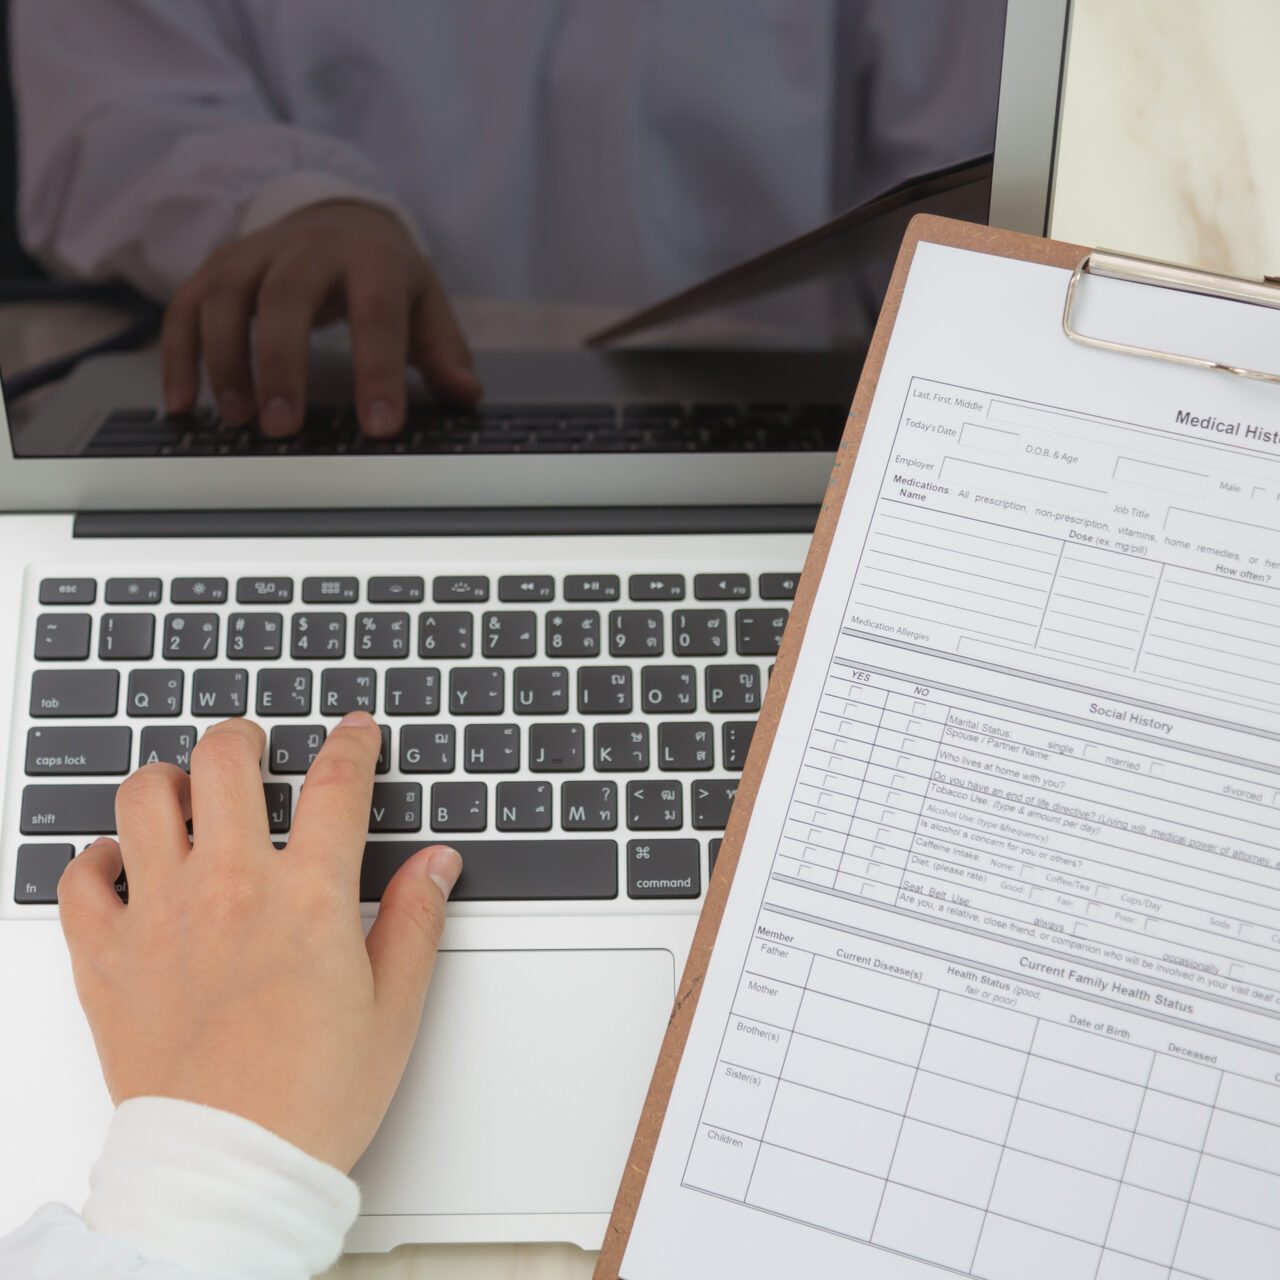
[0,1097,361,1280]
[10,0,422,297]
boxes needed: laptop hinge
[72,506,820,539]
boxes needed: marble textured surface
[330,3,1280,1277]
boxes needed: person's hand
[162,200,484,438]
[56,712,462,1172]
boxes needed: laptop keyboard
[76,402,846,457]
[14,567,798,908]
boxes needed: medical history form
[620,234,1280,1280]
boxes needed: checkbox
[913,702,929,715]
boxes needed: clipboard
[592,211,1280,1280]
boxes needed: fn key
[15,844,74,903]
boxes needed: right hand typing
[162,199,484,439]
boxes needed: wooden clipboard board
[592,214,1090,1279]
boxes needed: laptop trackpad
[353,948,675,1216]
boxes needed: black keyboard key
[449,667,503,715]
[360,838,617,902]
[759,572,801,600]
[736,608,789,656]
[140,725,196,770]
[672,609,727,657]
[709,838,723,873]
[463,724,520,773]
[269,725,326,774]
[629,574,684,601]
[401,725,455,773]
[385,668,440,716]
[228,613,283,660]
[99,613,155,661]
[514,666,568,714]
[39,578,95,605]
[236,576,293,604]
[320,669,376,715]
[641,666,696,713]
[694,574,750,601]
[171,577,228,604]
[658,722,714,770]
[26,726,131,775]
[594,723,649,772]
[30,669,118,718]
[370,782,422,832]
[564,575,619,602]
[578,667,632,714]
[376,724,391,774]
[302,576,358,604]
[431,781,487,831]
[609,610,663,657]
[105,577,162,605]
[495,781,552,831]
[20,784,118,835]
[562,781,617,831]
[256,669,311,716]
[368,576,424,604]
[35,613,91,661]
[692,779,739,830]
[626,782,683,830]
[498,575,554,602]
[627,839,700,898]
[15,843,75,904]
[265,783,291,835]
[192,669,248,717]
[292,612,346,659]
[722,721,756,771]
[433,575,489,603]
[164,613,219,660]
[546,610,600,657]
[482,611,537,658]
[355,612,410,659]
[128,670,183,717]
[705,665,762,713]
[529,723,584,772]
[419,611,473,658]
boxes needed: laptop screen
[7,1,1011,463]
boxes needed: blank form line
[1055,572,1151,600]
[1143,648,1280,692]
[866,547,1050,591]
[879,511,1059,560]
[1161,580,1280,611]
[1050,589,1149,617]
[872,530,1058,576]
[1043,610,1143,637]
[1060,552,1161,582]
[1041,626,1137,652]
[861,565,1045,610]
[1146,629,1280,670]
[857,584,1039,628]
[1146,610,1280,654]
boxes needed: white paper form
[622,243,1280,1280]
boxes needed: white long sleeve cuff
[0,1097,360,1280]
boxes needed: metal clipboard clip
[1062,248,1280,385]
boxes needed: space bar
[360,840,618,902]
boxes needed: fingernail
[218,388,249,424]
[338,710,376,729]
[365,399,398,438]
[261,397,295,436]
[426,846,462,899]
[83,836,112,850]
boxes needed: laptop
[0,0,1072,1253]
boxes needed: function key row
[29,665,766,720]
[39,572,800,608]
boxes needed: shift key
[21,784,119,835]
[26,726,132,775]
[30,670,119,717]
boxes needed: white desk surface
[2,2,1276,1274]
